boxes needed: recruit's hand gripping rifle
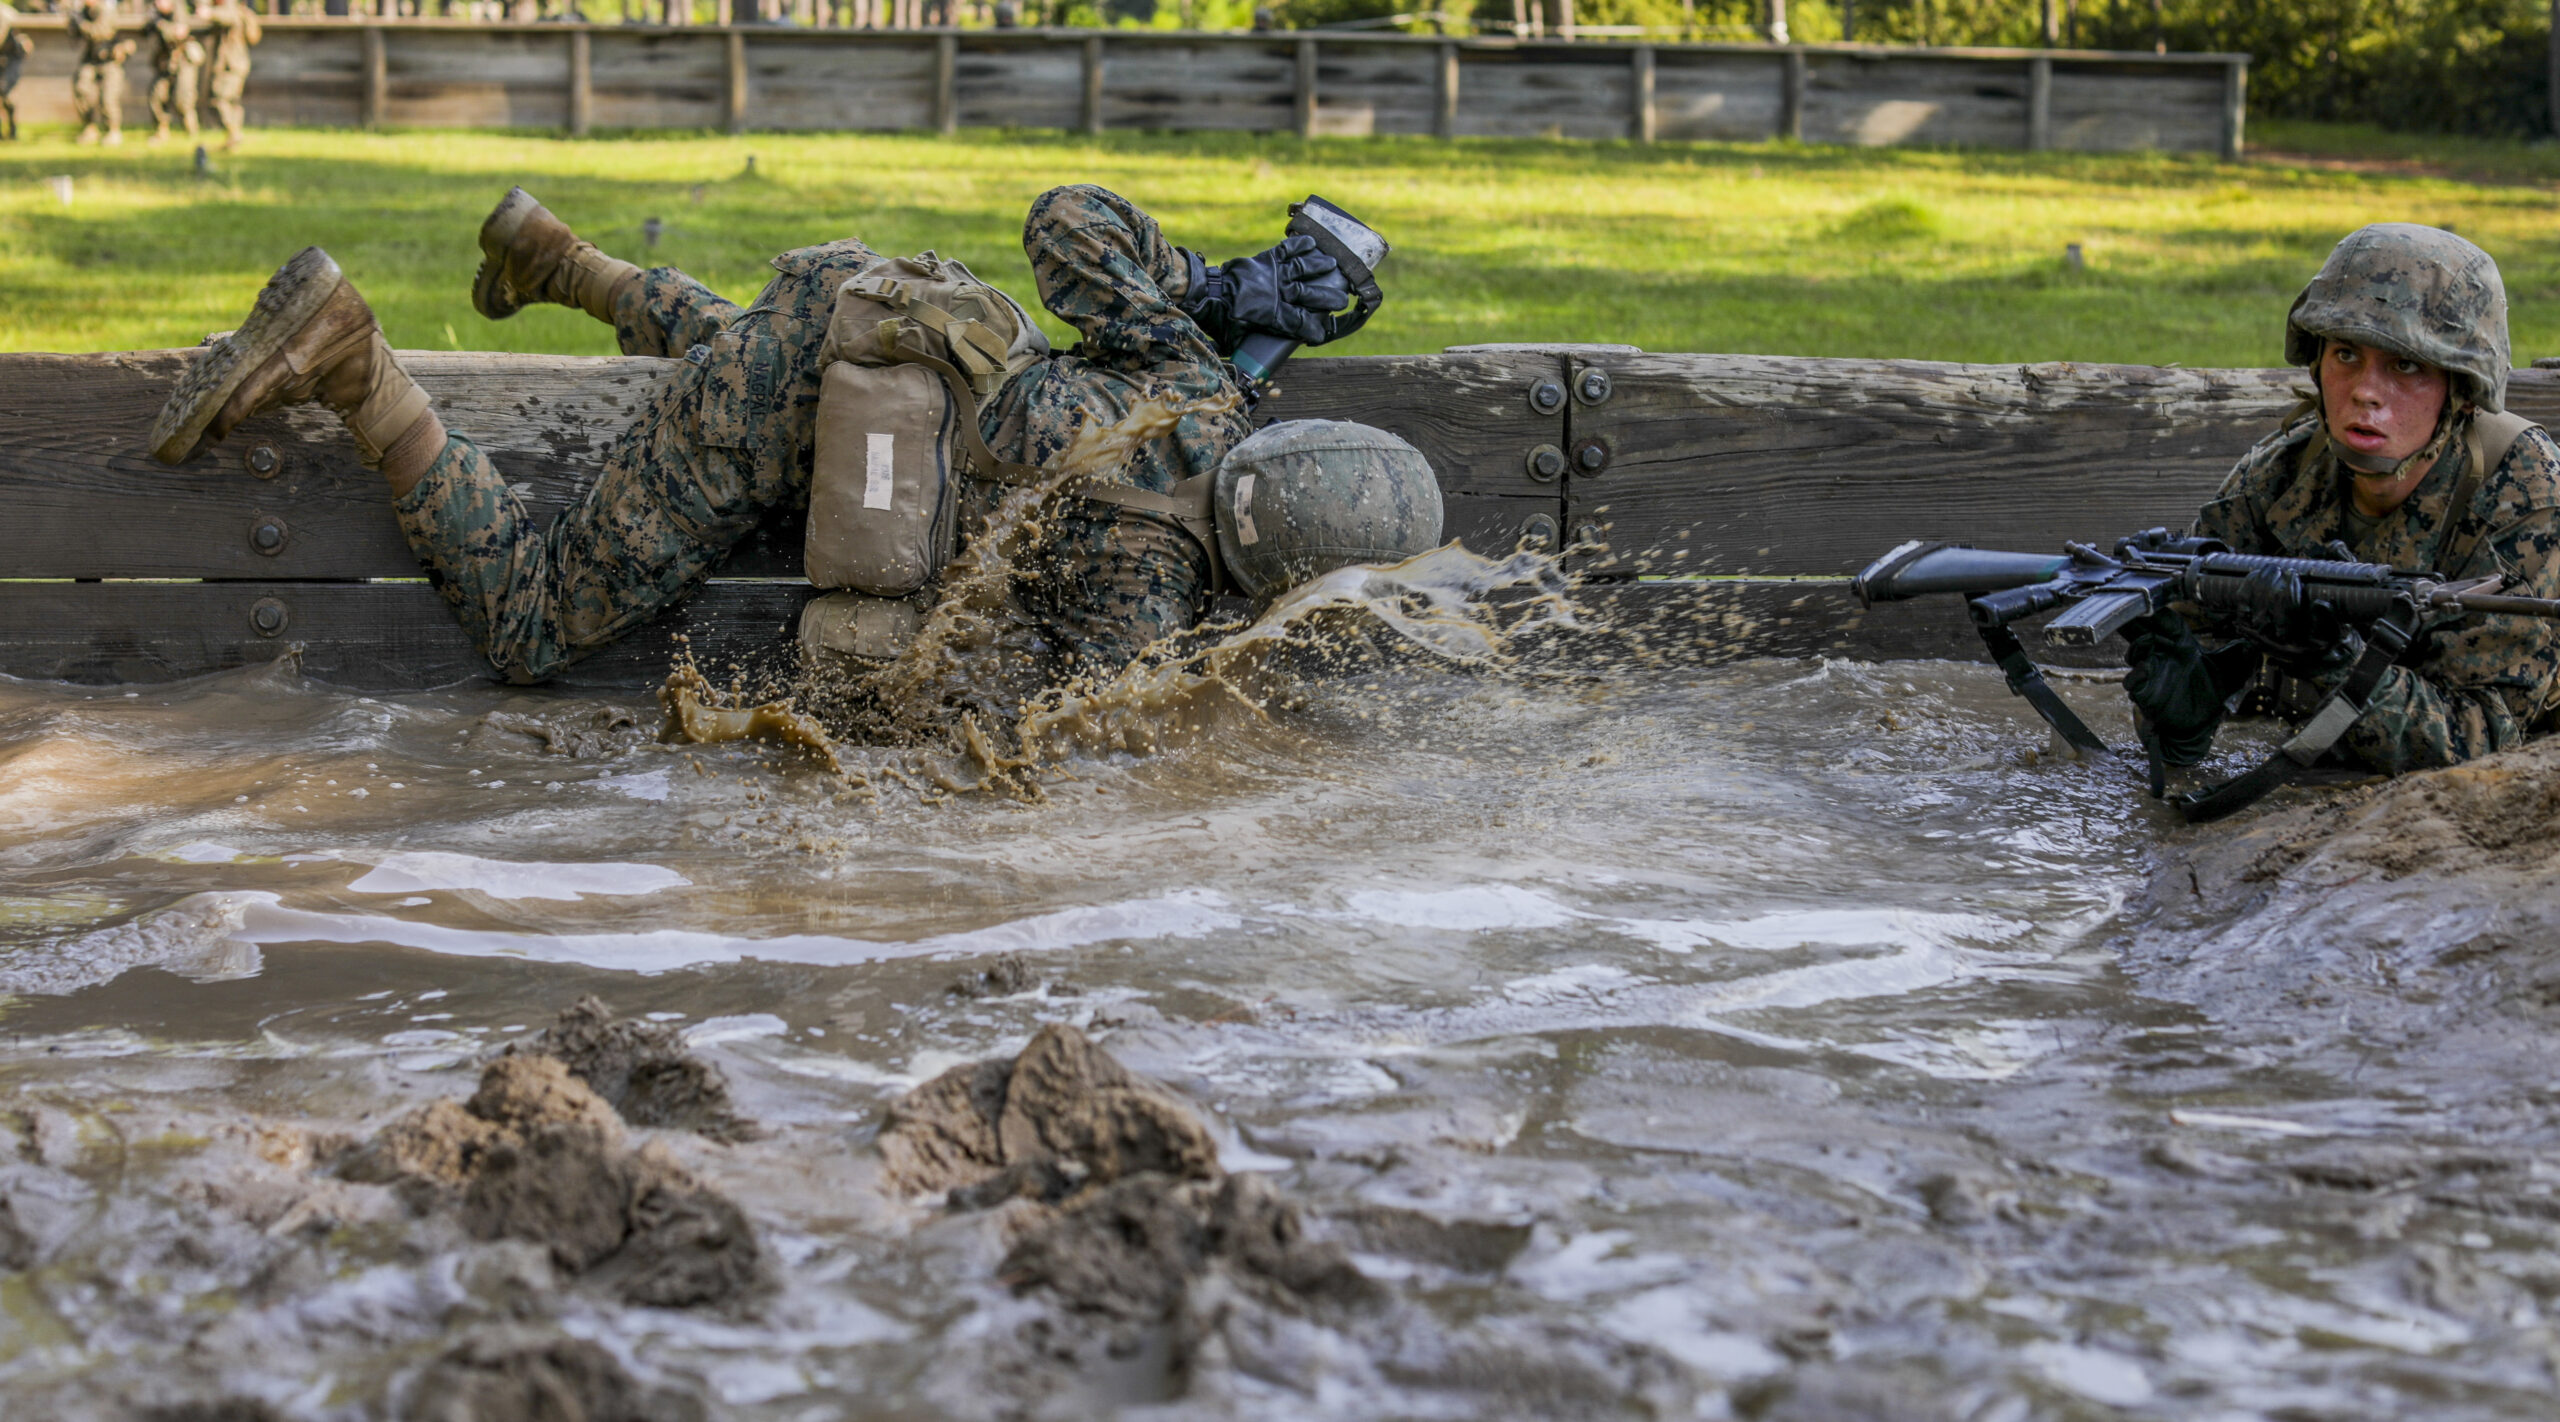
[1854,529,2560,822]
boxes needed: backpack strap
[877,330,1227,589]
[2439,409,2536,579]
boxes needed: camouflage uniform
[0,7,27,143]
[394,184,1253,684]
[2192,416,2560,772]
[196,0,256,147]
[143,2,201,143]
[71,2,131,145]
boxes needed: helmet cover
[1213,420,1443,598]
[2285,222,2510,412]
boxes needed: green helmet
[2285,222,2511,412]
[1213,419,1444,598]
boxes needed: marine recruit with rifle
[1856,223,2560,819]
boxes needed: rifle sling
[1978,624,2113,764]
[2173,607,2414,824]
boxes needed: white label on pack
[1234,473,1259,546]
[863,432,895,511]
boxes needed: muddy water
[2,638,2557,1419]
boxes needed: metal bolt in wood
[1520,512,1560,551]
[1575,368,1612,404]
[1573,437,1610,474]
[249,597,288,636]
[1525,444,1566,482]
[1529,379,1565,415]
[244,444,281,478]
[250,516,289,555]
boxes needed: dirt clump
[878,1021,1218,1203]
[512,996,757,1141]
[404,1330,705,1422]
[347,1053,772,1310]
[883,1026,1400,1411]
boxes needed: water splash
[661,393,1585,800]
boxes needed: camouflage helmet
[2285,222,2511,412]
[1213,420,1444,598]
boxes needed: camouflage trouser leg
[392,245,875,683]
[149,65,197,137]
[609,267,742,358]
[72,65,105,132]
[209,68,243,141]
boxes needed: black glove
[2231,566,2364,680]
[2123,610,2254,767]
[1179,235,1353,354]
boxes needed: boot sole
[471,185,542,321]
[149,246,343,466]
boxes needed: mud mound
[405,1331,704,1422]
[2204,736,2560,890]
[348,1054,771,1310]
[878,1022,1218,1202]
[514,997,756,1140]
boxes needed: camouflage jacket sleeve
[2341,428,2560,771]
[2192,419,2560,772]
[1018,184,1220,374]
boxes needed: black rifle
[1854,529,2560,822]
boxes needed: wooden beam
[2026,53,2050,150]
[2221,57,2246,161]
[568,29,593,139]
[1778,48,1805,141]
[1294,37,1317,140]
[361,26,387,130]
[0,579,814,690]
[0,350,1565,584]
[1558,353,2557,579]
[1570,580,2122,668]
[1630,44,1655,144]
[934,32,957,136]
[725,29,749,134]
[1435,40,1458,140]
[1081,34,1103,136]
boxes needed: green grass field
[0,119,2551,368]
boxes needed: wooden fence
[13,345,2552,689]
[1,19,2247,155]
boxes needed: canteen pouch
[798,589,927,664]
[803,252,1050,596]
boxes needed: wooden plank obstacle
[12,346,2556,689]
[0,18,2248,158]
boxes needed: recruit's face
[2320,338,2450,467]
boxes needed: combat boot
[472,186,639,323]
[150,247,445,489]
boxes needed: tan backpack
[803,252,1051,600]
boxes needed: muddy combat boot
[472,186,639,323]
[150,247,445,489]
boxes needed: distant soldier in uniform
[195,0,257,150]
[0,5,29,143]
[71,0,137,146]
[2124,223,2560,774]
[142,0,202,145]
[148,186,1435,685]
